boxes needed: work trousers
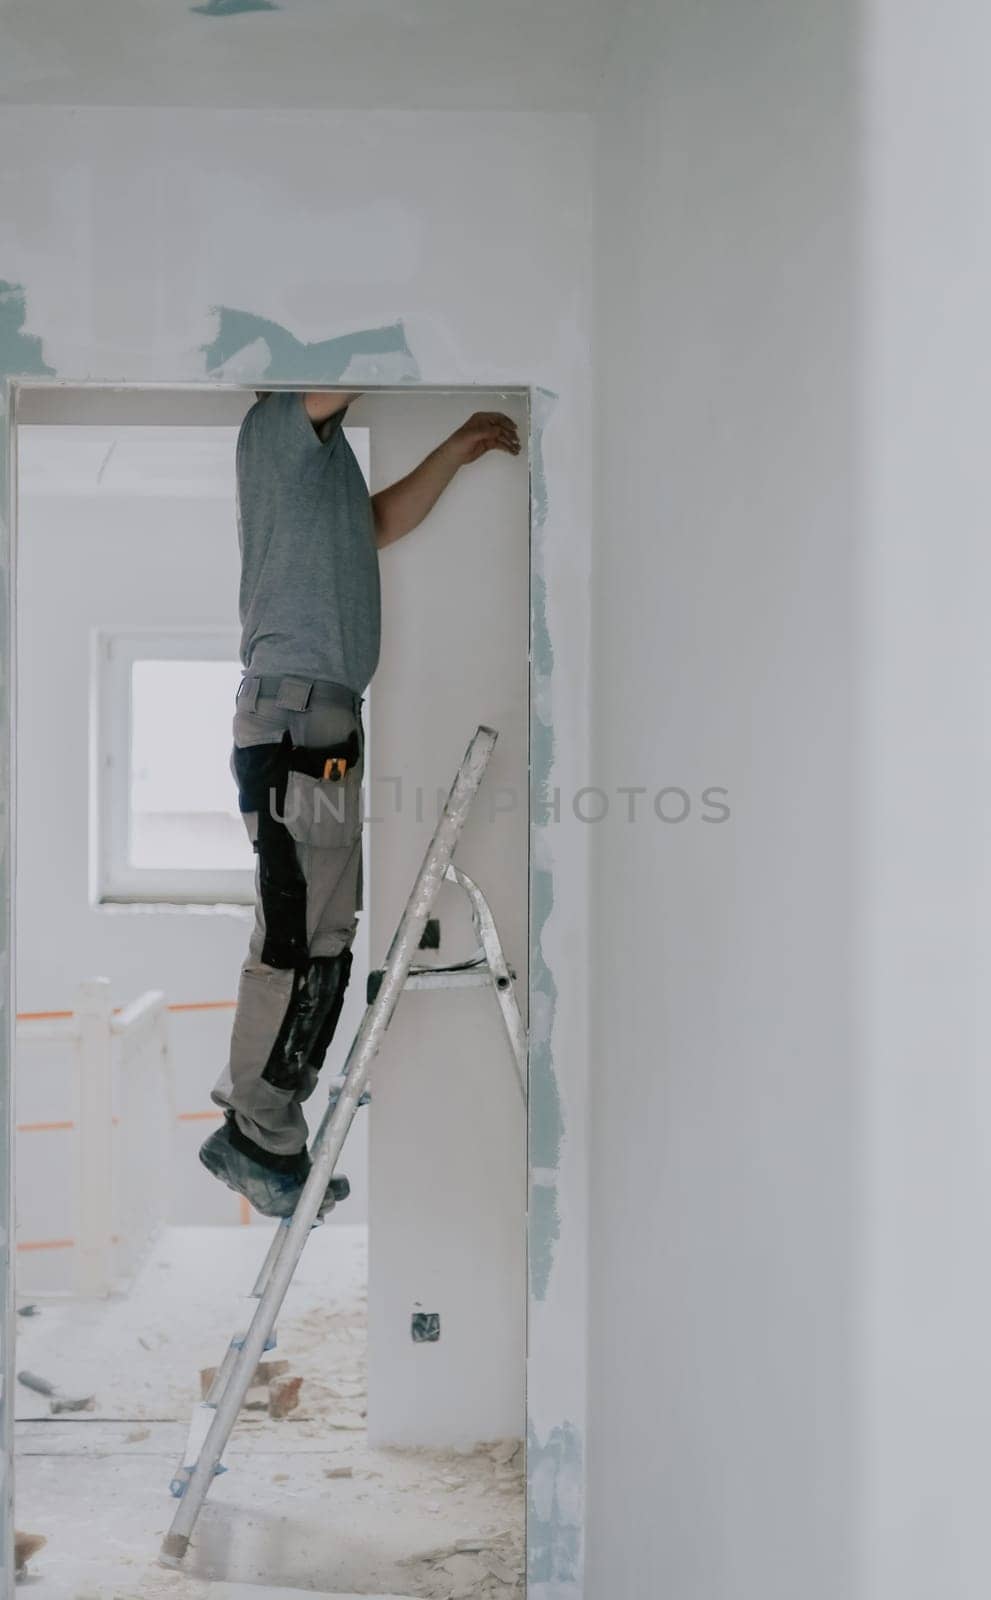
[211,673,364,1157]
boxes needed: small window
[95,630,253,904]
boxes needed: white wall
[362,391,529,1447]
[591,3,991,1596]
[862,3,991,1594]
[589,3,864,1596]
[1,107,593,1554]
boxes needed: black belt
[285,729,361,783]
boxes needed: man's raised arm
[371,411,520,550]
[304,391,363,425]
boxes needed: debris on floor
[14,1226,526,1598]
[205,1589,426,1600]
[17,1369,95,1415]
[17,1371,57,1396]
[199,1358,289,1399]
[14,1529,46,1576]
[396,1448,525,1597]
[399,1527,525,1599]
[50,1393,97,1415]
[489,1439,521,1468]
[200,1356,302,1417]
[269,1374,303,1418]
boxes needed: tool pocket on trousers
[282,763,362,850]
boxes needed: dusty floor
[14,1225,524,1599]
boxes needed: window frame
[93,626,253,906]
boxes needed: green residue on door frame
[528,1419,583,1593]
[528,386,565,1303]
[191,0,280,16]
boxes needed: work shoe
[199,1118,350,1220]
[292,1143,351,1208]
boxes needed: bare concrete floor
[14,1226,524,1598]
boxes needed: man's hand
[446,411,521,467]
[372,409,523,549]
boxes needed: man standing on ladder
[200,390,520,1218]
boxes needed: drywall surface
[363,391,528,1447]
[862,3,991,1596]
[0,0,614,113]
[0,102,592,1597]
[589,3,865,1598]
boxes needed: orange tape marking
[168,1000,236,1013]
[19,1234,123,1252]
[19,1111,222,1132]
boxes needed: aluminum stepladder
[161,723,526,1564]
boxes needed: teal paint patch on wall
[530,858,563,1183]
[0,283,54,383]
[528,1420,583,1595]
[0,282,53,514]
[529,387,564,1303]
[191,0,280,14]
[202,310,419,386]
[0,390,11,640]
[529,388,554,536]
[529,1175,560,1305]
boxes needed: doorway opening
[10,382,530,1598]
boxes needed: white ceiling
[0,0,617,111]
[17,426,239,499]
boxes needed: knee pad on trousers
[262,949,354,1093]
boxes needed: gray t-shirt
[236,391,380,694]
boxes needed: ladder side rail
[161,724,498,1562]
[195,1219,291,1435]
[447,866,527,1097]
[250,1215,292,1299]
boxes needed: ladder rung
[366,964,516,1003]
[231,1330,278,1352]
[407,968,503,989]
